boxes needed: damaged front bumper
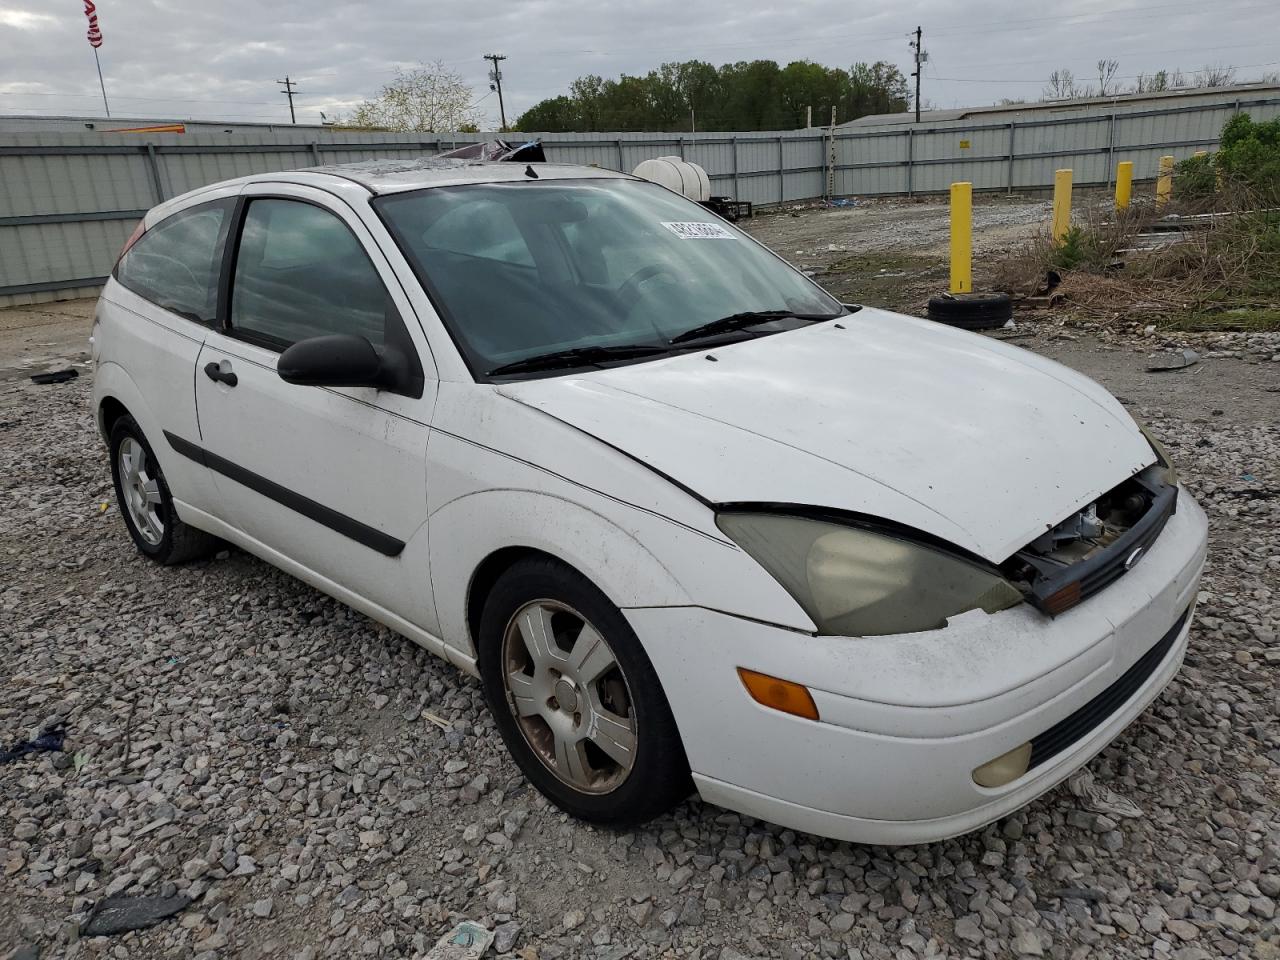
[625,490,1208,845]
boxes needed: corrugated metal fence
[3,94,1278,306]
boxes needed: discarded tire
[926,292,1013,331]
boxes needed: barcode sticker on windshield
[661,221,736,240]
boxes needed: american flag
[84,1,103,48]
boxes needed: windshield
[374,178,841,377]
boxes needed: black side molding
[163,431,405,557]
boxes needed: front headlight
[1137,422,1179,486]
[717,513,1023,637]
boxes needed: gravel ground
[741,196,1052,314]
[2,298,1279,960]
[754,196,1052,262]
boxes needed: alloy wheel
[118,436,164,546]
[501,599,638,794]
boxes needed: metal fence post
[678,137,685,160]
[731,136,740,199]
[906,128,914,197]
[144,144,165,203]
[1106,114,1116,189]
[822,130,830,200]
[615,138,624,172]
[777,136,785,204]
[309,142,321,166]
[1006,122,1016,194]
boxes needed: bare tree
[1134,70,1159,93]
[1096,59,1121,97]
[1043,68,1080,100]
[1133,68,1187,93]
[1194,63,1237,87]
[345,62,481,132]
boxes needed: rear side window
[230,198,390,350]
[115,200,230,323]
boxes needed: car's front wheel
[108,414,217,565]
[478,556,691,825]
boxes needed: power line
[276,75,299,124]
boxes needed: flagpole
[93,46,110,117]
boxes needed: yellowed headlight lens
[1138,422,1179,486]
[716,513,1023,637]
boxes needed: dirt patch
[743,195,1051,313]
[0,298,95,384]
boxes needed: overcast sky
[1,1,1278,128]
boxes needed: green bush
[1047,224,1120,272]
[1174,153,1216,201]
[1216,112,1280,199]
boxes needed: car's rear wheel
[478,557,691,825]
[109,414,217,565]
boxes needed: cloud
[0,0,1276,126]
[0,8,58,30]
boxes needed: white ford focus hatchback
[92,159,1207,844]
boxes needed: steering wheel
[616,264,679,308]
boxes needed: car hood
[496,308,1156,562]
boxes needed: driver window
[230,198,392,350]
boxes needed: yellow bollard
[1115,161,1133,210]
[1156,155,1174,206]
[949,182,972,294]
[1051,169,1072,241]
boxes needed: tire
[478,556,691,826]
[926,292,1013,330]
[109,414,218,565]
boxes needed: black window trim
[113,196,237,329]
[217,192,427,397]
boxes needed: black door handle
[204,360,238,387]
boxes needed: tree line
[514,60,909,132]
[1034,60,1257,103]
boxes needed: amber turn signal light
[1043,581,1083,615]
[737,668,819,721]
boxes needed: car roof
[298,158,633,195]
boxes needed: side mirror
[278,334,393,391]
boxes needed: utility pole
[484,54,508,131]
[909,26,924,123]
[277,75,299,124]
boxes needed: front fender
[430,487,693,658]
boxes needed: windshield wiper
[487,343,669,377]
[668,310,840,345]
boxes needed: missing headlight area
[1002,466,1178,616]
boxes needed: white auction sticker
[661,221,736,239]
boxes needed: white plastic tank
[631,156,711,202]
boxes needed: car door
[190,183,441,634]
[103,192,238,516]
